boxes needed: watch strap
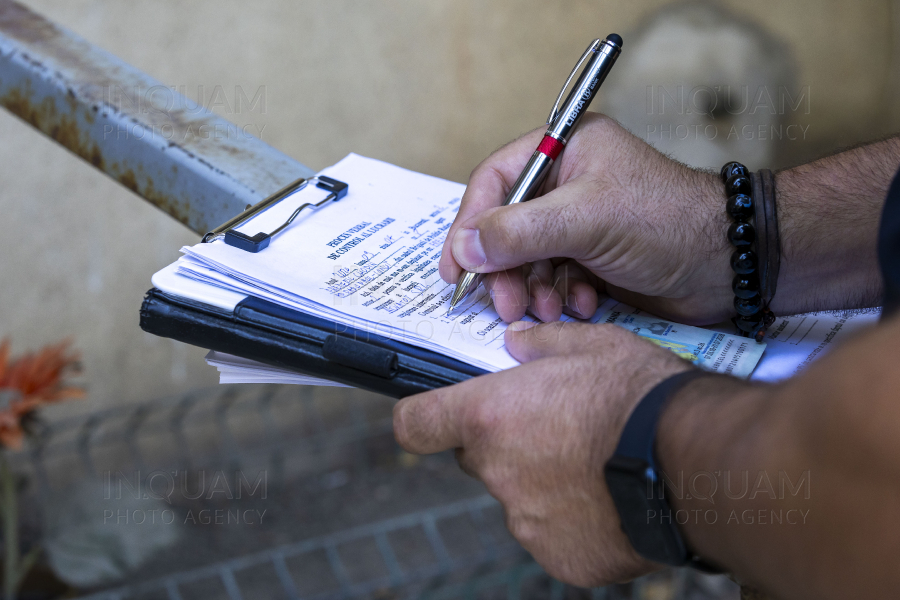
[608,369,723,572]
[615,370,709,462]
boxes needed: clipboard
[140,175,488,398]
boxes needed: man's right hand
[439,113,734,325]
[441,114,893,324]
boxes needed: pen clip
[546,38,601,126]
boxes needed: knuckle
[490,206,554,261]
[535,205,570,248]
[481,465,514,502]
[454,448,479,479]
[506,514,539,547]
[483,209,527,262]
[490,199,578,263]
[462,398,500,443]
[468,159,499,187]
[529,205,563,243]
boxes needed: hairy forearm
[771,137,900,315]
[657,314,900,598]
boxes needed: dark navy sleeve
[878,166,900,317]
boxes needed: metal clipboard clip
[202,175,349,252]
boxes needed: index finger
[439,126,548,284]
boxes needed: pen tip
[606,33,623,48]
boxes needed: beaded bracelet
[721,162,779,342]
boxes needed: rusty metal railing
[0,0,314,234]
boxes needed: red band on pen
[537,135,565,160]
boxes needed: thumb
[450,177,601,272]
[504,320,631,363]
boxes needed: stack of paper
[205,351,349,386]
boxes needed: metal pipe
[0,0,314,234]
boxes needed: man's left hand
[393,321,692,587]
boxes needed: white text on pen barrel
[565,78,599,126]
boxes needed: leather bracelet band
[752,169,780,312]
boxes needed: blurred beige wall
[1,0,898,418]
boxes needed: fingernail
[452,228,487,270]
[566,294,583,318]
[508,321,537,332]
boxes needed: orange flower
[0,339,84,450]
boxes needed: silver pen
[448,33,623,313]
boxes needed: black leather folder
[140,288,488,398]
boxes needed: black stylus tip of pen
[606,33,623,48]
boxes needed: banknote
[587,296,765,378]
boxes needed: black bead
[727,222,755,246]
[732,274,760,299]
[720,162,748,183]
[734,295,763,316]
[734,313,764,333]
[725,174,752,196]
[726,194,753,221]
[730,249,757,274]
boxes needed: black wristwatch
[603,370,721,572]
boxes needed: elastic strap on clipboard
[202,175,349,252]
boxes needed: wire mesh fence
[10,384,738,600]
